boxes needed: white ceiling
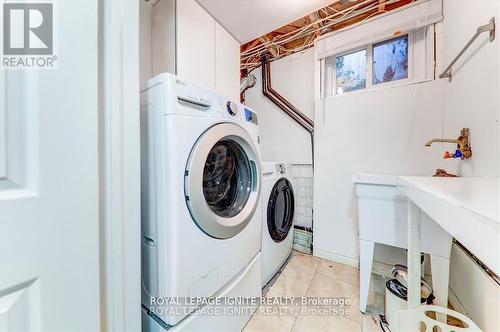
[196,0,336,44]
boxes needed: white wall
[140,0,153,87]
[312,0,499,329]
[314,81,446,263]
[441,1,499,330]
[441,0,499,177]
[245,49,315,164]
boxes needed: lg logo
[3,3,53,55]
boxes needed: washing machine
[261,162,295,287]
[140,73,262,331]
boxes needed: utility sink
[397,176,500,276]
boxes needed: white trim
[322,25,434,99]
[0,71,5,179]
[313,248,402,278]
[99,1,141,331]
[315,0,443,60]
[313,248,359,268]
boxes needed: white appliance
[140,73,262,331]
[261,162,295,287]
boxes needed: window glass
[335,49,366,94]
[373,35,408,84]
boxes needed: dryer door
[185,123,261,239]
[267,178,295,243]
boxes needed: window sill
[322,76,434,101]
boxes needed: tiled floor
[243,251,386,332]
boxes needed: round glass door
[203,140,252,218]
[267,178,295,242]
[185,123,261,239]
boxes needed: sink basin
[397,176,500,276]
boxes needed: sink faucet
[425,128,472,159]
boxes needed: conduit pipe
[261,55,315,165]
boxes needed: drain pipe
[261,55,315,166]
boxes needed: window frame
[325,29,423,98]
[371,33,412,87]
[331,45,368,95]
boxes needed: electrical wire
[241,0,415,72]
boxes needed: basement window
[335,49,367,94]
[324,31,424,97]
[372,35,409,85]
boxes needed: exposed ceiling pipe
[261,54,315,247]
[261,54,315,168]
[261,55,314,134]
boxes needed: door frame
[99,0,141,331]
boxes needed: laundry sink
[397,176,500,276]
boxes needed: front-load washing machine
[140,73,262,331]
[261,162,295,287]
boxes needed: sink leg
[430,254,450,311]
[407,201,422,310]
[359,239,374,313]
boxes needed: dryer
[261,162,295,287]
[140,73,262,331]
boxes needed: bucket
[385,278,433,329]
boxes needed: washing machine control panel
[244,107,258,125]
[226,101,238,116]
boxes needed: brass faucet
[425,128,472,159]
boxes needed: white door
[0,1,100,330]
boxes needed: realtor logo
[2,2,56,68]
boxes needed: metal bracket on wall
[439,17,495,81]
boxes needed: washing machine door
[185,123,261,239]
[267,178,295,243]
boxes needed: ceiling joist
[240,0,415,73]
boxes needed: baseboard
[313,248,359,268]
[312,248,397,278]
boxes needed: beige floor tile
[266,273,311,298]
[361,314,380,332]
[258,253,377,331]
[280,253,319,284]
[367,276,386,314]
[292,314,361,332]
[293,251,321,264]
[243,309,296,332]
[306,272,362,322]
[316,259,360,286]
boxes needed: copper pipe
[261,55,314,134]
[260,54,315,175]
[264,62,314,128]
[261,55,315,251]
